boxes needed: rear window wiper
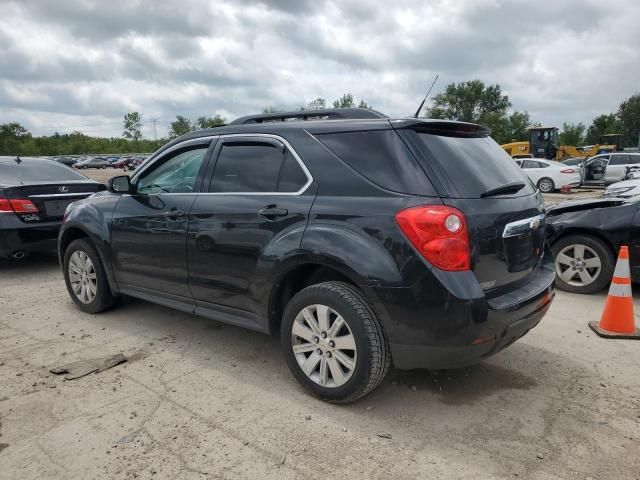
[481,182,526,198]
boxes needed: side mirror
[107,175,132,194]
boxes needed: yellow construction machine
[501,127,622,160]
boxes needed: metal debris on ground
[377,433,392,439]
[49,353,127,380]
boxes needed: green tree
[617,93,640,148]
[333,93,354,108]
[123,112,143,141]
[305,98,327,110]
[504,111,531,143]
[262,106,283,114]
[426,79,511,125]
[586,113,619,144]
[559,122,586,146]
[194,115,225,129]
[169,115,193,139]
[0,123,32,155]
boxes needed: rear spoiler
[391,119,491,138]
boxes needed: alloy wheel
[68,250,97,304]
[555,244,602,287]
[539,178,553,193]
[291,304,357,388]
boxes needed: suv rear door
[187,135,315,328]
[397,122,545,291]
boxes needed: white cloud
[0,0,638,138]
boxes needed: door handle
[163,207,185,219]
[258,206,288,219]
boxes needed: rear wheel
[281,282,390,403]
[552,235,615,294]
[538,177,555,193]
[63,238,117,313]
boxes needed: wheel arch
[268,261,374,336]
[549,227,618,258]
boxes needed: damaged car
[546,196,640,293]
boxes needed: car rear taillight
[395,205,470,271]
[0,197,39,214]
[560,168,576,173]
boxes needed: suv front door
[187,135,315,329]
[110,139,214,302]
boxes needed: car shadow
[0,251,59,276]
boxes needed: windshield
[0,158,87,184]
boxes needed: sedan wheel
[538,177,555,193]
[291,304,357,388]
[551,234,615,294]
[555,244,601,288]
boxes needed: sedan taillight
[560,169,576,173]
[395,205,470,271]
[0,197,39,213]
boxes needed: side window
[609,155,629,166]
[522,160,537,169]
[537,162,550,168]
[137,147,208,194]
[629,156,640,165]
[278,152,308,192]
[210,143,285,193]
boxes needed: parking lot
[2,216,640,479]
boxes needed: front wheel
[281,282,390,403]
[63,238,118,313]
[538,177,555,193]
[552,235,615,294]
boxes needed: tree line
[1,85,638,156]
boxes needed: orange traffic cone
[589,246,640,339]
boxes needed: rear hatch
[395,120,546,292]
[3,182,105,223]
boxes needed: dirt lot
[1,168,639,479]
[1,251,640,479]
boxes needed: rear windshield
[316,130,435,195]
[414,133,535,198]
[0,159,87,184]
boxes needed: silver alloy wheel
[555,244,602,287]
[68,250,97,304]
[291,304,357,388]
[539,178,554,193]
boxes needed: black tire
[63,238,118,313]
[551,234,615,294]
[281,281,390,403]
[537,177,555,193]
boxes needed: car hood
[546,197,629,216]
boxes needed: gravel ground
[1,252,640,479]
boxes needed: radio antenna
[414,74,439,118]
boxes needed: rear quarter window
[413,132,535,198]
[315,130,435,195]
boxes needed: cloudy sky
[1,0,639,138]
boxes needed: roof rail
[229,108,388,125]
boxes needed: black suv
[59,108,555,403]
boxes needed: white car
[515,158,581,193]
[603,179,640,198]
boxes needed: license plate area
[44,199,74,217]
[502,214,545,273]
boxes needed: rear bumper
[369,250,556,370]
[0,221,61,257]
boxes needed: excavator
[501,127,622,160]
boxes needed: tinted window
[316,130,434,195]
[414,133,534,198]
[137,147,208,194]
[0,158,87,183]
[628,155,640,165]
[211,143,284,193]
[278,153,308,192]
[609,155,629,166]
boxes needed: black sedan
[0,156,104,260]
[546,196,640,294]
